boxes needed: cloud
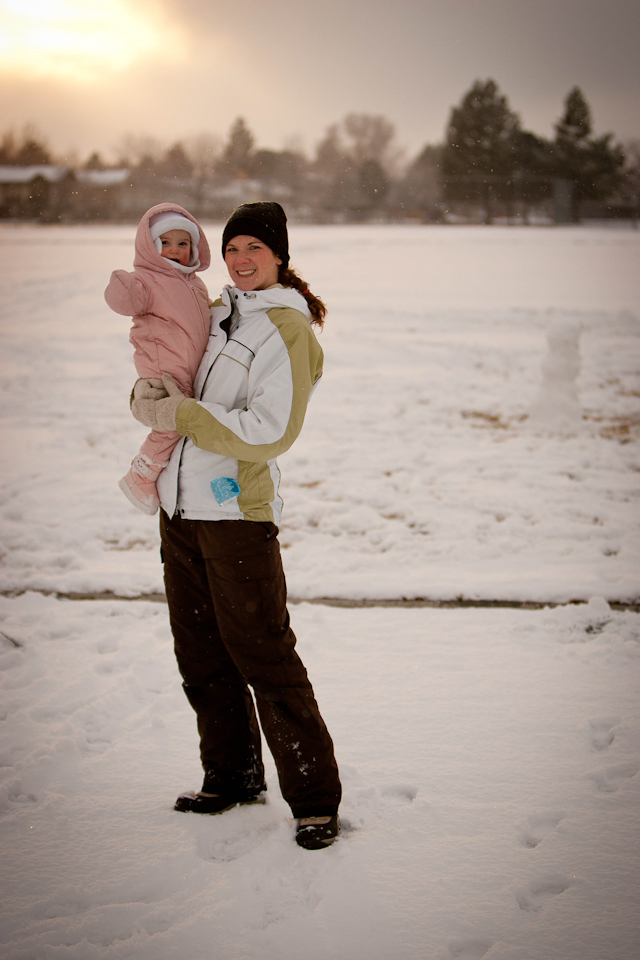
[0,0,638,161]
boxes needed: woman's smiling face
[224,235,282,290]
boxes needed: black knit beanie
[221,201,289,267]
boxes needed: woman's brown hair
[278,265,326,329]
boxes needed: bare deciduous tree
[114,134,164,169]
[315,114,399,173]
[184,133,222,181]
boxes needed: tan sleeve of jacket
[175,307,323,463]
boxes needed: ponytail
[278,265,326,329]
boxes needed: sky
[0,0,638,165]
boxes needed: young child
[105,202,212,514]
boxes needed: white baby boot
[118,454,164,515]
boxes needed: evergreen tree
[13,126,52,165]
[135,153,158,181]
[250,148,308,208]
[0,131,17,165]
[396,144,443,220]
[511,130,554,212]
[359,158,389,209]
[315,124,346,177]
[553,87,624,220]
[443,79,520,176]
[160,142,193,179]
[217,118,254,179]
[252,148,306,190]
[555,87,591,147]
[620,140,640,219]
[513,130,552,176]
[442,79,520,221]
[84,152,105,170]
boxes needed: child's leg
[119,430,182,515]
[139,429,183,466]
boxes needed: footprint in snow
[340,781,418,833]
[94,658,128,675]
[587,716,619,752]
[380,781,418,804]
[96,637,118,655]
[31,700,85,724]
[447,938,493,959]
[193,804,280,862]
[5,778,39,807]
[515,872,573,913]
[583,619,611,637]
[588,761,640,793]
[75,711,119,757]
[517,811,565,849]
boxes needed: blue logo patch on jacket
[210,477,241,505]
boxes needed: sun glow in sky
[0,0,637,163]
[0,0,177,82]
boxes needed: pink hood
[133,202,211,276]
[105,201,213,395]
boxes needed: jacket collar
[226,284,312,322]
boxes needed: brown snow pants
[160,511,341,819]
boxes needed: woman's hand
[131,378,169,402]
[131,374,187,431]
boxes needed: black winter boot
[295,814,340,849]
[174,780,267,814]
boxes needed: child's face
[159,229,192,266]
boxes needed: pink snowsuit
[105,202,212,467]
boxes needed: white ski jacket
[157,284,323,524]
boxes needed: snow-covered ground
[1,224,639,603]
[1,224,639,958]
[1,595,639,959]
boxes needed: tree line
[441,81,629,223]
[1,82,638,223]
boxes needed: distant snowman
[529,320,582,435]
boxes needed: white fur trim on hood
[149,211,201,272]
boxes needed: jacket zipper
[197,298,234,398]
[184,275,209,334]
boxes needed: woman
[131,201,341,850]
